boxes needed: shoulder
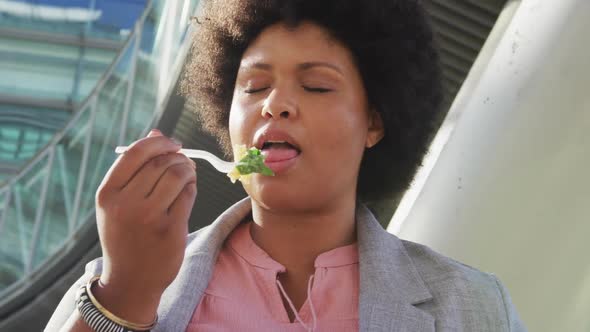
[399,238,497,290]
[398,238,527,331]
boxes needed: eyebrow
[298,61,343,75]
[242,61,344,75]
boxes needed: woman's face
[229,21,383,212]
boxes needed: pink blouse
[187,221,359,331]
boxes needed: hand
[93,129,197,323]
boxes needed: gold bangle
[85,276,158,331]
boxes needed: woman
[47,0,526,331]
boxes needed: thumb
[147,128,163,137]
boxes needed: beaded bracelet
[75,276,157,332]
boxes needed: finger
[123,152,196,197]
[97,129,162,196]
[148,162,197,211]
[147,128,163,137]
[167,182,197,222]
[102,135,182,190]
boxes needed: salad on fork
[115,143,274,184]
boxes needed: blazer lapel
[154,197,252,332]
[154,198,434,332]
[356,203,435,332]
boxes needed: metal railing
[0,0,199,296]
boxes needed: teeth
[262,141,291,149]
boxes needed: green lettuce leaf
[235,147,275,176]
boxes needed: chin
[245,176,324,213]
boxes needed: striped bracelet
[75,276,157,332]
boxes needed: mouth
[260,141,301,173]
[253,129,302,173]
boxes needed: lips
[254,128,301,152]
[254,128,301,173]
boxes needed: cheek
[228,109,241,143]
[302,110,368,188]
[229,101,252,145]
[296,112,366,202]
[303,89,369,149]
[229,92,265,145]
[311,107,368,155]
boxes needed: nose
[261,88,298,120]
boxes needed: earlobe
[366,110,385,148]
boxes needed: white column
[388,0,590,331]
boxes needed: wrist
[92,276,161,325]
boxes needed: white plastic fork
[115,146,235,173]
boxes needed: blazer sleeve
[490,274,528,332]
[44,257,104,332]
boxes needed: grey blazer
[46,198,526,331]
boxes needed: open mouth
[260,141,301,172]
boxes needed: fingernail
[191,160,197,169]
[147,129,162,137]
[171,137,182,146]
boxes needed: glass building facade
[0,0,199,295]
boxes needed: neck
[249,195,357,276]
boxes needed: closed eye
[244,87,269,94]
[302,86,332,93]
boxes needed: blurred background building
[0,0,587,331]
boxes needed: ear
[366,109,385,148]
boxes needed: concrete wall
[389,0,590,331]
